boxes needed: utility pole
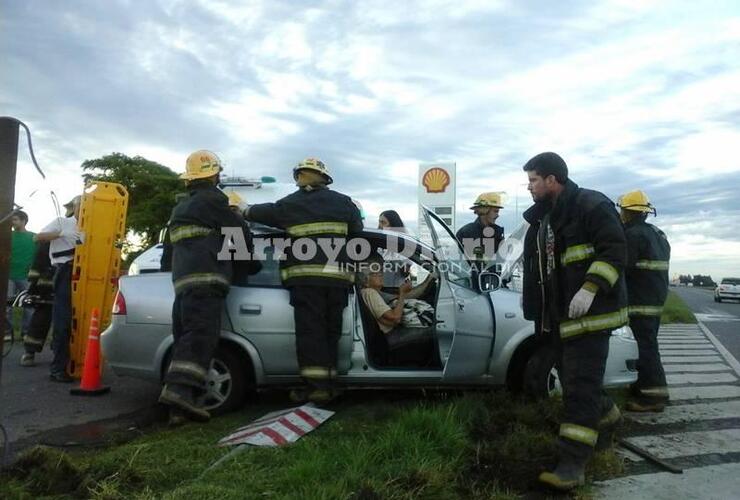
[0,117,20,379]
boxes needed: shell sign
[422,167,451,193]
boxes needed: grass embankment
[660,290,697,324]
[0,391,623,499]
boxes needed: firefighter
[159,150,251,424]
[19,240,54,367]
[521,152,627,491]
[244,157,363,403]
[617,190,671,412]
[455,192,504,270]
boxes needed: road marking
[659,349,719,356]
[699,321,740,378]
[695,313,740,322]
[627,400,740,424]
[663,364,733,373]
[594,462,740,500]
[621,428,740,461]
[662,355,724,363]
[669,385,740,401]
[667,372,738,385]
[659,345,717,351]
[658,337,707,342]
[659,339,711,344]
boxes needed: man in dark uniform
[521,152,627,491]
[159,150,252,424]
[456,192,504,271]
[19,240,54,366]
[617,190,671,412]
[245,157,363,403]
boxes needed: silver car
[102,208,637,414]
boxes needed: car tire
[200,345,249,416]
[523,344,561,400]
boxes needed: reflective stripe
[638,386,669,398]
[27,270,40,279]
[173,273,230,293]
[168,360,208,381]
[23,335,44,346]
[300,366,331,379]
[635,260,669,271]
[560,307,629,339]
[37,278,54,286]
[287,222,348,237]
[561,244,595,265]
[598,404,621,427]
[629,305,664,316]
[587,261,619,286]
[560,423,598,447]
[170,225,214,243]
[281,264,355,283]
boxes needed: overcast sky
[3,0,739,279]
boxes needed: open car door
[422,207,495,379]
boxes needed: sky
[2,0,739,280]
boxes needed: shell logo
[422,167,451,193]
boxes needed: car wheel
[523,345,562,399]
[199,345,248,416]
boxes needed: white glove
[568,287,596,319]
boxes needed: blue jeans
[6,279,31,336]
[50,262,72,375]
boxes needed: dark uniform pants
[554,330,614,460]
[289,286,349,389]
[50,262,72,376]
[630,315,668,400]
[23,303,53,354]
[165,287,224,391]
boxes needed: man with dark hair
[7,210,35,342]
[521,152,627,491]
[617,190,671,412]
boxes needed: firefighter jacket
[455,220,504,258]
[247,185,363,288]
[522,179,628,339]
[624,219,670,317]
[168,183,252,295]
[26,240,54,298]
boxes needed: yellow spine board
[69,182,129,378]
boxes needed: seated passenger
[360,265,437,366]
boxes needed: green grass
[661,290,697,324]
[0,391,626,499]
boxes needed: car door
[422,207,495,379]
[225,236,353,375]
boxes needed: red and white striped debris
[218,404,335,447]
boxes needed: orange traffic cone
[71,308,110,396]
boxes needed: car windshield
[497,221,529,292]
[721,278,740,285]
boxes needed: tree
[81,153,183,261]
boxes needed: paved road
[672,286,740,361]
[0,341,161,458]
[594,289,740,498]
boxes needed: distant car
[715,277,740,303]
[102,208,638,415]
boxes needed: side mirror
[478,271,501,292]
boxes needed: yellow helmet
[470,192,504,210]
[293,157,333,185]
[617,190,656,214]
[226,191,243,207]
[181,150,223,181]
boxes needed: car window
[235,240,282,287]
[425,211,472,288]
[721,278,740,285]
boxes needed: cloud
[2,0,739,277]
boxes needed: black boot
[539,453,587,491]
[159,383,210,422]
[596,404,622,451]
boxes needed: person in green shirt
[6,210,36,338]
